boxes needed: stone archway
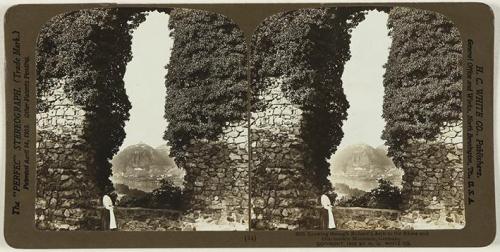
[35,7,250,231]
[110,11,178,198]
[35,8,148,230]
[249,6,464,230]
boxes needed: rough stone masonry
[35,78,101,230]
[400,121,464,225]
[250,78,323,230]
[35,77,465,231]
[177,119,249,227]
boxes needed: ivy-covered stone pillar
[164,9,248,226]
[382,7,464,223]
[35,9,144,230]
[250,78,321,230]
[250,8,367,230]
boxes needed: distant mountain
[329,144,403,192]
[111,143,185,192]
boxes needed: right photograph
[250,6,464,230]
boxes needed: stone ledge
[334,207,401,221]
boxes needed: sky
[336,10,391,150]
[120,11,173,151]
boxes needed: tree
[151,178,183,209]
[382,7,462,166]
[337,179,402,209]
[370,179,402,209]
[116,179,183,209]
[164,9,247,159]
[36,8,147,194]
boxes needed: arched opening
[35,7,251,232]
[34,6,463,232]
[329,10,403,202]
[110,11,186,209]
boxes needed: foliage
[36,8,147,194]
[382,7,463,166]
[117,179,183,210]
[333,183,367,198]
[151,178,184,209]
[117,190,150,208]
[336,179,402,209]
[114,183,130,194]
[164,9,247,159]
[251,8,369,189]
[114,183,149,198]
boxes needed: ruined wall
[35,79,101,230]
[400,121,464,219]
[334,207,401,230]
[251,79,322,230]
[35,78,250,230]
[382,7,464,220]
[113,207,183,231]
[179,120,249,228]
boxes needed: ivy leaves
[251,8,368,188]
[164,9,247,157]
[382,7,462,165]
[37,9,147,194]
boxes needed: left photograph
[35,8,249,231]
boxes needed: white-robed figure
[320,194,336,229]
[102,195,117,230]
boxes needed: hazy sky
[337,10,391,149]
[120,12,172,151]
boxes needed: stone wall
[101,207,247,231]
[251,79,322,230]
[400,121,464,219]
[178,120,249,229]
[334,207,401,230]
[35,78,101,230]
[34,72,464,231]
[112,207,183,231]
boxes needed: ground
[112,207,464,231]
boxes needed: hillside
[329,144,403,193]
[111,143,185,192]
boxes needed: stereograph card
[2,1,496,248]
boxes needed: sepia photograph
[250,6,464,230]
[35,7,249,231]
[35,6,464,232]
[2,0,497,248]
